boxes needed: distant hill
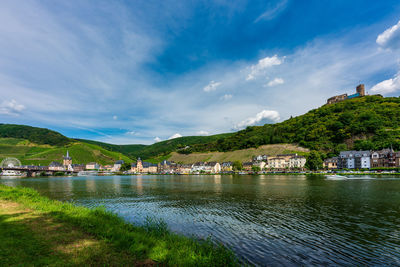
[0,124,70,146]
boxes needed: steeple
[63,150,72,166]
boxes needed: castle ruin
[326,84,365,105]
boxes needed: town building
[142,162,158,173]
[71,164,85,172]
[205,162,221,173]
[338,151,371,169]
[267,157,287,169]
[242,162,253,171]
[158,160,177,173]
[253,161,266,170]
[131,159,158,173]
[323,157,338,169]
[371,148,396,168]
[396,152,400,167]
[288,155,306,169]
[112,160,125,172]
[252,155,268,162]
[49,161,65,171]
[86,162,100,170]
[176,164,192,174]
[221,162,233,172]
[191,162,221,173]
[191,162,206,173]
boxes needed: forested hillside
[187,95,400,155]
[0,124,71,146]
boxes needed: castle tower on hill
[356,84,365,96]
[326,84,366,105]
[63,150,72,166]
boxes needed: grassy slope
[168,144,309,164]
[0,185,238,266]
[0,200,139,266]
[0,138,131,165]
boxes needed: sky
[0,0,400,144]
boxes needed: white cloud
[168,133,182,139]
[113,115,118,120]
[376,20,400,50]
[0,99,25,115]
[254,0,289,23]
[267,77,284,87]
[154,136,162,142]
[234,110,280,129]
[246,55,283,80]
[203,80,221,92]
[126,131,139,136]
[371,73,400,94]
[220,94,233,100]
[196,130,209,136]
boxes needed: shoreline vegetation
[0,184,239,266]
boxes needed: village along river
[1,175,400,266]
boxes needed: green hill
[0,124,71,146]
[0,138,131,166]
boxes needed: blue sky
[0,0,400,144]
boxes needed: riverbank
[0,184,238,266]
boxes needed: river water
[1,175,400,266]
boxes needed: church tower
[137,158,143,173]
[63,150,72,166]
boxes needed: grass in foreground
[0,184,238,266]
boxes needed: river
[1,174,400,266]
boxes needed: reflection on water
[2,175,400,266]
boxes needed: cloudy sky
[0,0,400,144]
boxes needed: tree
[232,161,242,171]
[251,166,261,173]
[120,163,131,172]
[305,151,323,171]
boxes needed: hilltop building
[327,84,365,105]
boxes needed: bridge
[0,157,79,177]
[0,166,78,177]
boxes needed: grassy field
[167,144,309,164]
[0,138,132,166]
[0,184,238,266]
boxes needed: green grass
[0,184,239,266]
